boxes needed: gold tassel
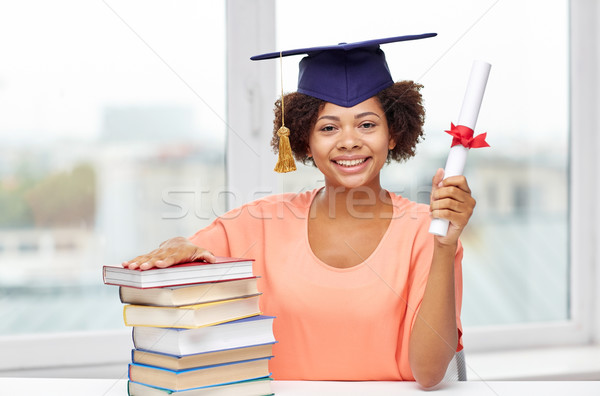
[274,51,296,173]
[274,125,296,173]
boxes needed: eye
[319,125,337,133]
[359,122,376,130]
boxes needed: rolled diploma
[429,60,491,236]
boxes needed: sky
[0,0,568,147]
[0,0,226,143]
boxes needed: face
[307,97,396,190]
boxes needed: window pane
[276,0,569,326]
[0,0,226,334]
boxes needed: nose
[336,128,361,151]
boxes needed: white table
[1,378,600,395]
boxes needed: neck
[316,184,391,220]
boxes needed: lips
[333,158,367,167]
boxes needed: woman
[123,34,475,388]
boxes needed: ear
[306,146,312,158]
[388,136,397,151]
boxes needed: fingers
[121,237,215,271]
[431,174,472,203]
[436,174,472,194]
[121,253,155,270]
[430,202,473,229]
[432,185,472,205]
[190,249,217,264]
[430,174,476,231]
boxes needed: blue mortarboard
[251,33,437,107]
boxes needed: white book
[133,315,276,355]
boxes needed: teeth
[335,158,366,167]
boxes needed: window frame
[459,0,599,352]
[248,0,598,353]
[0,0,598,376]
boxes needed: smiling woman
[121,31,473,387]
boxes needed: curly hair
[271,81,426,165]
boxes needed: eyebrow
[355,111,381,119]
[316,112,381,122]
[316,115,339,122]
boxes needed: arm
[409,169,474,389]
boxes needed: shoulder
[386,191,433,245]
[241,188,317,211]
[219,188,318,220]
[388,191,430,223]
[248,189,318,208]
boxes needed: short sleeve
[188,218,232,257]
[186,202,271,260]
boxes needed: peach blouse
[189,188,463,381]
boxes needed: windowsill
[0,329,132,372]
[466,344,600,381]
[1,330,599,381]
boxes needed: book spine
[123,306,130,326]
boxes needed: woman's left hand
[430,168,476,246]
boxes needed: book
[119,277,260,307]
[132,316,276,356]
[132,343,275,371]
[128,357,271,391]
[127,377,273,396]
[124,295,261,328]
[103,257,254,288]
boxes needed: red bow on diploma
[445,123,490,148]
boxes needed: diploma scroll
[429,60,491,237]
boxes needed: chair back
[442,350,467,382]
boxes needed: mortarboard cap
[251,33,437,107]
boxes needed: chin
[330,177,376,190]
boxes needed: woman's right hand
[121,236,216,270]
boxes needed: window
[274,0,578,350]
[0,0,226,335]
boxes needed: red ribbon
[445,123,490,148]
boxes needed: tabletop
[1,377,599,395]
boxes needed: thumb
[432,168,445,189]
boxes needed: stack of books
[103,257,276,395]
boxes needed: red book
[103,257,254,289]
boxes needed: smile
[333,158,368,167]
